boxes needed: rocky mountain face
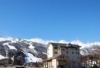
[0,37,47,60]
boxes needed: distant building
[43,42,82,68]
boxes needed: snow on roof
[3,43,16,50]
[24,52,42,63]
[0,54,7,60]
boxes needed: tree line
[81,45,100,67]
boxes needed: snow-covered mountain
[0,37,100,63]
[0,37,47,63]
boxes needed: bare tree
[80,44,100,67]
[91,45,100,66]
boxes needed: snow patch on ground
[24,52,42,63]
[3,43,16,50]
[28,43,34,49]
[0,54,7,60]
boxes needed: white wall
[68,48,80,61]
[47,44,53,58]
[52,59,57,68]
[60,47,80,61]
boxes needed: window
[54,47,57,49]
[66,51,68,54]
[62,56,64,58]
[72,52,74,54]
[54,52,57,54]
[75,48,77,50]
[77,52,80,55]
[77,57,79,59]
[60,56,64,58]
[73,62,75,64]
[60,56,62,58]
[66,47,68,49]
[61,48,65,51]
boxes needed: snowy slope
[0,54,7,60]
[24,52,42,63]
[0,37,47,61]
[0,37,100,60]
[3,43,16,50]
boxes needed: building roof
[47,42,80,48]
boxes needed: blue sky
[0,0,100,42]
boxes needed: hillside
[0,37,47,63]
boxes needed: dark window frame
[54,52,58,54]
[54,47,58,49]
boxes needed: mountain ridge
[0,37,100,62]
[0,37,47,63]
